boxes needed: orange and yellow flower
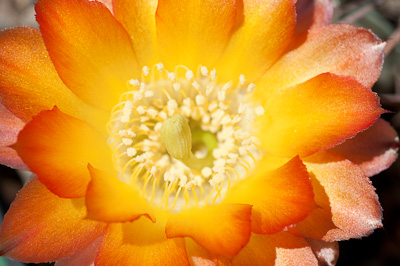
[0,0,398,265]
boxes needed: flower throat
[106,63,264,212]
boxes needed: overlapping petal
[0,104,26,169]
[166,204,252,257]
[290,151,382,241]
[86,166,156,223]
[0,27,107,125]
[13,107,113,198]
[296,0,333,32]
[0,178,105,263]
[95,218,190,266]
[224,156,315,235]
[332,118,399,177]
[35,0,139,110]
[289,0,333,51]
[258,24,385,96]
[114,0,158,66]
[307,239,339,266]
[214,232,318,266]
[55,237,103,266]
[216,0,296,82]
[184,238,215,266]
[257,73,384,158]
[156,0,236,70]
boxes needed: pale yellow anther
[239,74,246,85]
[129,79,140,86]
[210,69,217,80]
[156,62,164,71]
[201,66,209,76]
[142,66,150,76]
[247,83,256,93]
[186,70,194,80]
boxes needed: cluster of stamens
[106,63,265,212]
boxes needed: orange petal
[216,0,296,82]
[35,0,139,110]
[258,24,384,95]
[291,151,383,241]
[288,172,337,240]
[86,166,156,223]
[184,238,215,266]
[224,156,315,235]
[274,233,318,266]
[306,239,339,266]
[95,218,190,266]
[156,0,236,70]
[0,104,26,169]
[114,0,158,66]
[97,0,112,12]
[214,232,317,266]
[166,204,252,257]
[331,118,399,177]
[0,178,106,263]
[54,237,103,266]
[0,27,107,125]
[257,73,384,158]
[13,107,113,198]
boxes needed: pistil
[161,114,215,170]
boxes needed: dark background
[0,0,399,265]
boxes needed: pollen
[106,64,263,212]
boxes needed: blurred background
[0,0,399,265]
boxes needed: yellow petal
[216,0,296,82]
[86,166,156,223]
[156,0,237,70]
[114,0,158,66]
[166,204,252,257]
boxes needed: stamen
[106,63,263,212]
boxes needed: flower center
[106,64,264,212]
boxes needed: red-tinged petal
[306,239,339,266]
[166,204,252,257]
[331,118,399,177]
[292,151,383,241]
[55,237,103,266]
[216,0,296,82]
[224,157,315,235]
[258,24,384,95]
[13,108,114,198]
[185,238,216,266]
[0,104,26,169]
[288,173,337,240]
[0,27,108,125]
[114,0,158,66]
[274,233,318,266]
[156,0,236,70]
[257,73,384,158]
[86,165,156,223]
[35,0,139,110]
[214,232,317,266]
[95,218,190,266]
[0,178,106,263]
